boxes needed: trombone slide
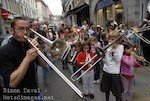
[76,57,102,81]
[130,27,150,44]
[134,34,150,44]
[69,51,78,63]
[71,31,127,81]
[30,28,53,46]
[60,43,71,60]
[24,36,84,98]
[71,54,98,81]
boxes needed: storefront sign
[97,0,114,10]
[1,10,9,19]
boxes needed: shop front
[96,0,123,27]
[65,3,90,26]
[0,9,11,35]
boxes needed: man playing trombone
[0,17,46,101]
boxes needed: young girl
[121,42,143,101]
[100,31,124,101]
[76,41,95,99]
[71,41,81,73]
[67,33,78,74]
[89,36,102,83]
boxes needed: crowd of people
[0,12,150,101]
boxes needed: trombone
[131,44,150,66]
[30,28,71,60]
[24,30,84,98]
[131,50,150,67]
[71,31,127,81]
[130,26,150,44]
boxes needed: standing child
[100,31,124,101]
[76,41,95,99]
[67,33,78,74]
[121,42,144,101]
[71,41,81,73]
[89,36,102,84]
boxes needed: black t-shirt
[140,30,150,47]
[0,38,40,101]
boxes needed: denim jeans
[34,63,48,82]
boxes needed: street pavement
[133,67,150,101]
[37,60,150,101]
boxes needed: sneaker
[90,94,94,99]
[96,79,100,83]
[94,80,100,84]
[83,94,89,97]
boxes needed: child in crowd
[100,31,124,101]
[71,41,81,73]
[76,41,95,99]
[89,36,102,83]
[121,42,143,101]
[67,33,78,74]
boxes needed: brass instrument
[23,33,84,98]
[69,51,78,63]
[130,26,150,44]
[71,31,127,81]
[131,46,150,66]
[68,41,81,65]
[122,32,150,67]
[30,28,71,60]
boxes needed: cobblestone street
[37,60,150,101]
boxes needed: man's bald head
[32,20,40,31]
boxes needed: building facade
[62,0,149,28]
[0,0,38,34]
[35,0,49,22]
[0,0,21,34]
[62,0,90,26]
[0,0,52,35]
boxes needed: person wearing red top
[76,41,95,99]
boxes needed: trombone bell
[30,28,70,60]
[50,39,68,59]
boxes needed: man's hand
[30,36,39,48]
[25,48,38,62]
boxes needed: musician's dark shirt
[0,38,39,100]
[140,26,150,47]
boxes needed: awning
[96,0,116,10]
[65,3,89,17]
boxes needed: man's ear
[10,28,14,35]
